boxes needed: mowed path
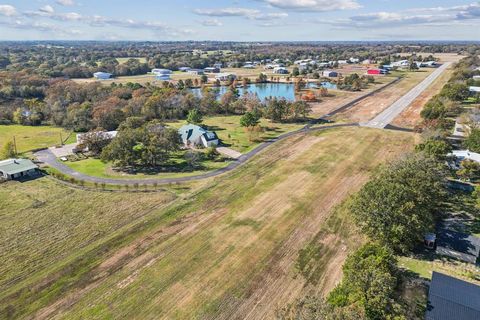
[364,62,452,128]
[28,127,414,320]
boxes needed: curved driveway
[34,76,403,185]
[35,123,357,185]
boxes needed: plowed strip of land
[13,127,415,320]
[391,65,454,128]
[334,70,435,124]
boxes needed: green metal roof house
[0,158,38,180]
[178,124,219,148]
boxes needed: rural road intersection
[363,62,452,129]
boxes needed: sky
[0,0,479,41]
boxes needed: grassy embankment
[0,125,75,155]
[0,126,414,319]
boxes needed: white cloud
[324,2,480,29]
[260,0,361,12]
[39,5,55,14]
[200,19,223,27]
[0,4,17,16]
[194,7,288,20]
[194,7,260,17]
[56,0,76,6]
[0,19,82,35]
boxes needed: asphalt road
[34,77,402,185]
[364,62,452,129]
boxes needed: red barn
[367,69,382,75]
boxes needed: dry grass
[0,126,415,319]
[333,69,435,123]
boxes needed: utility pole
[13,135,17,156]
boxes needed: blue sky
[0,0,479,41]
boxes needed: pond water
[191,82,337,101]
[306,81,338,90]
[191,83,295,101]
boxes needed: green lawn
[115,57,147,64]
[0,125,75,154]
[63,152,231,180]
[167,115,305,153]
[399,256,480,282]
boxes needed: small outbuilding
[215,73,236,81]
[273,67,289,74]
[322,70,338,77]
[204,67,220,74]
[93,72,112,80]
[0,158,38,180]
[188,69,204,75]
[469,86,480,93]
[178,124,219,148]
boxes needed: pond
[191,82,337,101]
[191,83,295,101]
[306,81,338,90]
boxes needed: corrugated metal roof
[426,272,480,320]
[435,227,480,264]
[0,159,38,175]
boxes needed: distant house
[76,131,117,145]
[155,74,171,81]
[213,62,223,69]
[425,272,480,320]
[337,60,348,65]
[178,124,219,148]
[273,67,289,74]
[322,70,338,77]
[179,67,191,72]
[469,86,480,94]
[435,221,480,264]
[362,59,373,65]
[243,64,255,69]
[204,67,220,74]
[93,72,112,80]
[447,150,480,168]
[215,73,236,81]
[349,57,360,63]
[420,61,439,68]
[473,75,480,81]
[392,60,410,68]
[0,158,38,180]
[152,68,172,75]
[187,69,204,75]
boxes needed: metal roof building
[426,272,480,320]
[435,225,480,265]
[0,158,38,180]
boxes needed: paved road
[34,77,402,185]
[364,62,452,129]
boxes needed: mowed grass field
[167,115,305,153]
[0,126,415,319]
[64,153,231,180]
[0,125,75,154]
